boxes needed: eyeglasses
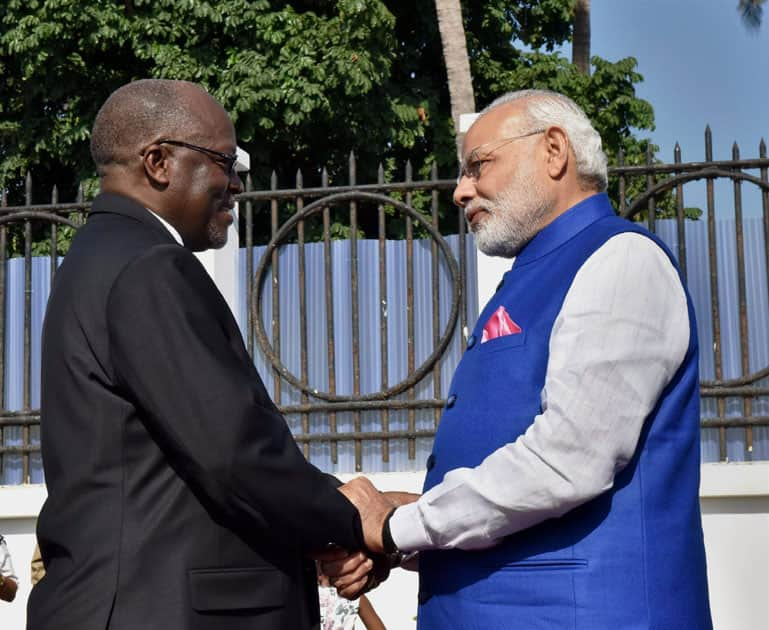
[457,129,545,182]
[156,139,238,176]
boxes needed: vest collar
[514,193,615,267]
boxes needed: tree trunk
[572,0,591,75]
[435,0,476,158]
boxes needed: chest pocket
[477,331,526,353]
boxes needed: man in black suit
[28,79,390,630]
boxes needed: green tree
[0,0,668,234]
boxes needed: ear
[141,144,171,187]
[542,126,570,180]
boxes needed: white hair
[481,89,608,191]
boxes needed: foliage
[738,0,765,30]
[0,0,679,243]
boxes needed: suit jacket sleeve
[105,244,363,552]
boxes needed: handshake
[315,477,420,600]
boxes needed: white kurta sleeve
[390,233,690,552]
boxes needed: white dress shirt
[391,232,690,552]
[146,208,184,246]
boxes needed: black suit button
[446,394,457,408]
[426,454,436,470]
[466,334,477,349]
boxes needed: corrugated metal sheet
[238,235,477,473]
[657,218,769,462]
[3,222,769,484]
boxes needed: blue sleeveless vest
[418,194,711,629]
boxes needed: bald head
[90,79,222,176]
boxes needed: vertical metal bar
[296,170,309,459]
[674,143,688,281]
[761,139,769,309]
[731,143,752,453]
[760,139,769,455]
[705,127,726,459]
[617,148,627,216]
[322,168,338,464]
[50,186,58,286]
[377,164,389,463]
[23,174,32,482]
[348,153,362,471]
[645,145,656,233]
[76,183,85,226]
[245,174,254,356]
[458,181,467,346]
[430,163,442,429]
[405,161,416,460]
[0,191,6,477]
[270,172,281,406]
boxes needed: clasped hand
[314,477,419,599]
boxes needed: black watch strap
[382,507,399,555]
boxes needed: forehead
[182,87,237,147]
[463,102,528,155]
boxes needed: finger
[382,490,420,506]
[329,559,373,592]
[321,552,370,578]
[335,575,370,600]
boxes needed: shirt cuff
[389,501,432,552]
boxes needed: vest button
[466,334,476,349]
[446,394,457,408]
[426,454,436,470]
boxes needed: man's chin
[475,232,526,259]
[208,234,228,250]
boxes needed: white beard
[468,167,552,258]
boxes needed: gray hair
[90,79,207,176]
[481,89,608,191]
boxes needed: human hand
[338,476,394,554]
[382,490,420,507]
[0,575,17,602]
[315,548,374,599]
[315,547,391,599]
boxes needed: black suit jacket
[28,193,363,630]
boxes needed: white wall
[699,463,769,628]
[3,465,767,630]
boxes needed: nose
[229,170,244,194]
[453,175,476,208]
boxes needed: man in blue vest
[329,89,712,629]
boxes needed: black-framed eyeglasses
[457,129,545,182]
[156,139,238,176]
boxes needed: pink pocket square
[481,306,522,343]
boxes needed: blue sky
[588,0,769,164]
[554,1,769,218]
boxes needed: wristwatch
[381,508,407,568]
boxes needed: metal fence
[1,131,769,482]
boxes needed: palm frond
[738,0,765,31]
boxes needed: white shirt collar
[145,208,184,246]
